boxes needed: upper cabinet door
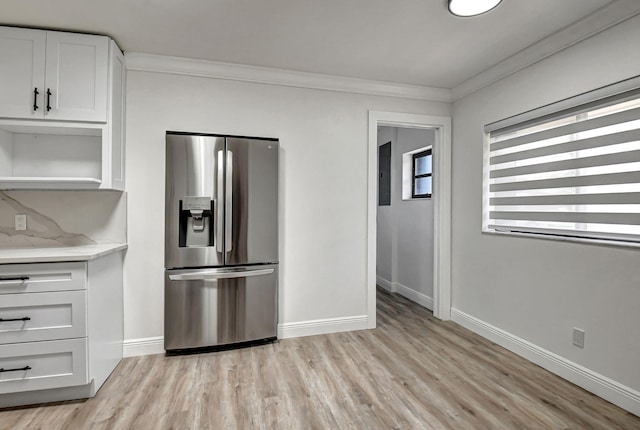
[0,27,46,119]
[44,32,108,122]
[105,41,126,190]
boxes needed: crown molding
[452,0,640,101]
[125,1,640,104]
[125,52,452,102]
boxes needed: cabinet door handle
[0,317,31,322]
[46,88,52,112]
[0,366,31,373]
[33,88,40,111]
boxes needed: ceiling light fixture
[448,0,503,17]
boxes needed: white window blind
[484,80,640,244]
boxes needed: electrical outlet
[573,328,585,348]
[15,214,27,231]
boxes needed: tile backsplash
[0,190,126,247]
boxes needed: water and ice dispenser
[178,196,214,247]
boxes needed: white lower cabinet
[0,290,87,344]
[0,261,86,294]
[0,338,87,394]
[0,251,123,407]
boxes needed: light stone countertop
[0,243,128,264]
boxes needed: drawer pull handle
[0,317,31,322]
[0,366,31,373]
[0,276,30,285]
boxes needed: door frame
[367,111,452,327]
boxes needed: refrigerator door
[225,137,279,266]
[165,133,225,269]
[164,265,278,351]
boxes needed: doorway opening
[367,111,452,328]
[376,126,435,310]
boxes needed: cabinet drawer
[0,338,87,394]
[0,262,86,294]
[0,291,86,344]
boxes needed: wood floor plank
[1,287,639,430]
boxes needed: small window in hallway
[412,148,432,198]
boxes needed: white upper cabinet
[0,28,108,122]
[44,32,109,122]
[107,43,126,190]
[0,27,125,190]
[0,27,46,119]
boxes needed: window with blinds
[484,84,640,244]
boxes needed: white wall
[124,70,449,342]
[452,13,640,409]
[396,127,434,301]
[376,126,435,305]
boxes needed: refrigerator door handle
[225,150,233,252]
[168,268,274,281]
[216,150,224,253]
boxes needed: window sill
[481,229,640,250]
[402,197,432,201]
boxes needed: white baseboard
[394,282,434,311]
[377,276,434,311]
[278,315,368,339]
[451,308,640,417]
[376,275,395,292]
[123,316,370,356]
[123,336,165,357]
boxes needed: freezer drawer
[164,265,278,351]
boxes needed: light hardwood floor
[1,288,639,429]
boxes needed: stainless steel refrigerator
[164,132,278,352]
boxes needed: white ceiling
[0,0,617,89]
